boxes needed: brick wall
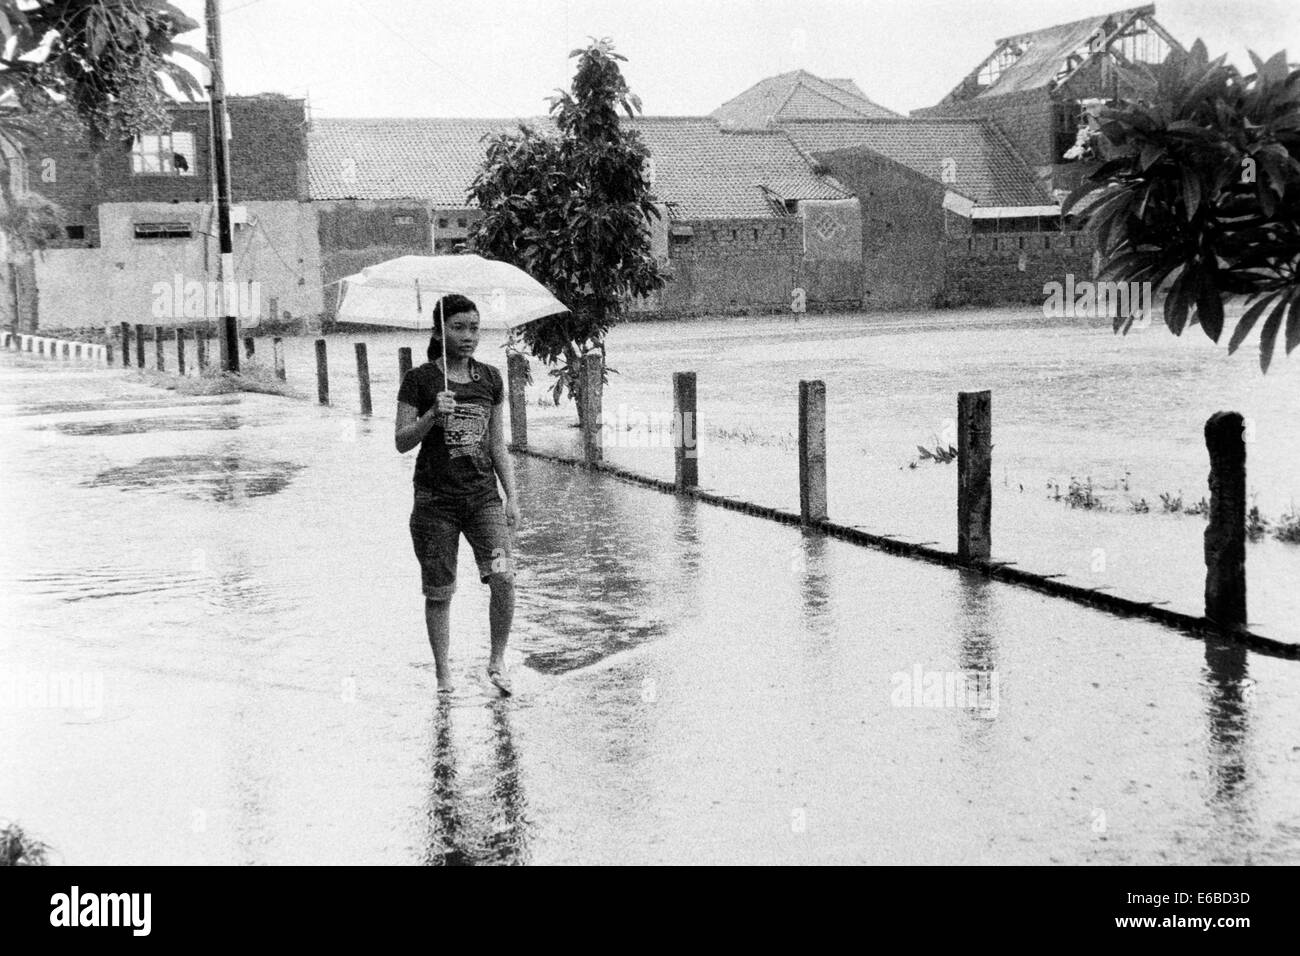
[940,230,1096,306]
[314,201,431,318]
[817,148,950,309]
[21,94,307,242]
[655,216,804,314]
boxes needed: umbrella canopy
[336,254,569,331]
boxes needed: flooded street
[3,310,1300,864]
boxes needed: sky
[172,0,1300,119]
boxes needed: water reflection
[88,452,304,501]
[423,700,530,865]
[1201,637,1252,828]
[512,459,669,673]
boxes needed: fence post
[580,352,603,464]
[134,324,145,368]
[315,338,329,406]
[799,380,827,524]
[398,347,413,382]
[1204,411,1247,627]
[273,337,286,381]
[957,389,992,562]
[355,342,372,415]
[674,371,698,490]
[175,329,186,375]
[507,351,528,449]
[154,326,165,371]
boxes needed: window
[457,218,468,228]
[438,218,449,228]
[730,229,738,240]
[1044,236,1051,249]
[779,228,786,240]
[1017,236,1025,249]
[131,131,196,176]
[134,222,193,240]
[65,225,86,240]
[752,228,759,240]
[393,214,415,225]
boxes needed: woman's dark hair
[426,293,478,362]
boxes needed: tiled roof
[307,116,849,219]
[711,69,899,130]
[782,118,1047,207]
[633,119,849,217]
[308,117,527,205]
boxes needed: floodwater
[2,309,1300,865]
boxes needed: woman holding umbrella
[395,293,520,695]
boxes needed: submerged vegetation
[132,363,304,399]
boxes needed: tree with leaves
[1064,42,1300,371]
[467,37,667,419]
[0,0,204,327]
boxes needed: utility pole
[205,0,239,372]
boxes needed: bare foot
[486,667,512,696]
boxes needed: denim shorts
[409,489,514,600]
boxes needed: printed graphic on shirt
[443,402,490,460]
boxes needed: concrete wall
[798,198,863,308]
[32,200,324,330]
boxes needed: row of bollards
[545,351,1247,633]
[3,330,110,362]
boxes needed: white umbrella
[336,254,568,333]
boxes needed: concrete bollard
[507,351,529,449]
[957,389,992,562]
[316,338,329,405]
[580,352,603,464]
[1204,411,1247,627]
[355,342,372,415]
[398,347,412,382]
[134,324,146,368]
[243,335,255,361]
[273,337,286,381]
[154,326,165,371]
[799,380,827,524]
[674,371,698,490]
[176,329,187,376]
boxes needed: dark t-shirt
[398,358,504,506]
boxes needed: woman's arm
[488,400,520,525]
[395,400,437,454]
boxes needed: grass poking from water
[1,821,52,866]
[131,363,305,399]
